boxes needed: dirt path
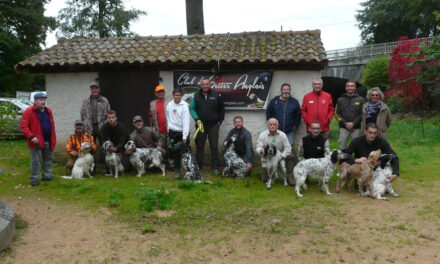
[2,183,440,264]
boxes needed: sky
[44,0,364,51]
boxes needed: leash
[193,123,204,140]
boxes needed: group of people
[19,77,399,187]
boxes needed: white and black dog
[222,134,248,178]
[175,142,202,182]
[103,140,124,178]
[124,140,166,177]
[264,143,287,190]
[62,142,94,180]
[364,153,400,200]
[293,149,346,197]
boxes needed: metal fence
[326,37,436,60]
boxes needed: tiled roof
[15,30,327,72]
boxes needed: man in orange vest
[65,120,96,175]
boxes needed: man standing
[223,116,254,171]
[189,77,225,173]
[301,78,334,139]
[166,89,190,178]
[129,116,163,150]
[343,123,399,182]
[335,81,365,149]
[100,110,130,171]
[20,92,56,186]
[266,83,301,144]
[297,120,331,161]
[148,85,168,149]
[256,118,291,182]
[65,120,96,174]
[80,83,110,147]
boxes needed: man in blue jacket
[266,83,301,144]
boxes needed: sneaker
[30,181,39,187]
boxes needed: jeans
[285,131,295,145]
[29,141,53,184]
[195,123,220,169]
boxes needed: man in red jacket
[20,92,56,186]
[301,79,334,139]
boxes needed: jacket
[335,93,365,129]
[65,132,96,156]
[361,101,392,139]
[189,89,225,126]
[224,127,254,164]
[149,99,167,133]
[266,96,301,133]
[301,91,334,132]
[100,122,129,153]
[20,105,57,151]
[80,95,111,134]
[256,129,291,158]
[166,100,190,139]
[129,126,163,149]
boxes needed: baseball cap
[132,115,143,122]
[90,83,99,88]
[74,120,84,126]
[155,85,165,92]
[34,92,47,99]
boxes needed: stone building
[15,30,328,156]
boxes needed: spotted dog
[364,153,399,200]
[222,134,247,178]
[103,140,124,178]
[336,150,381,197]
[175,142,202,182]
[124,140,165,177]
[293,150,347,197]
[264,143,287,190]
[62,142,94,180]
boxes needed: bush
[387,94,406,114]
[108,189,125,208]
[0,102,18,138]
[361,55,390,91]
[139,187,175,212]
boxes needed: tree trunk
[185,0,205,35]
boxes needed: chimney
[186,0,205,35]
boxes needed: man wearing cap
[189,77,225,173]
[129,116,163,151]
[65,120,96,175]
[20,92,56,186]
[80,83,111,148]
[148,86,170,162]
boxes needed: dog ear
[330,150,338,163]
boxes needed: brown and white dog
[336,150,381,196]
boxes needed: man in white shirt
[166,88,190,177]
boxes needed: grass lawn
[1,117,439,263]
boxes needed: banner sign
[173,71,273,109]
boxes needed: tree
[0,0,55,96]
[57,0,146,38]
[356,0,440,44]
[360,55,390,90]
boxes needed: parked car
[0,98,33,138]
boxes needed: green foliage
[108,189,125,207]
[15,214,29,229]
[387,94,406,114]
[57,0,147,38]
[0,102,18,138]
[0,0,55,94]
[139,187,175,212]
[177,180,196,190]
[356,0,440,44]
[361,56,390,90]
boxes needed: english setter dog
[103,140,124,179]
[264,143,287,190]
[364,153,400,200]
[62,142,94,180]
[222,134,247,178]
[293,149,347,197]
[124,140,165,177]
[175,142,202,183]
[336,150,381,197]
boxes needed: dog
[175,142,202,182]
[364,153,400,200]
[62,142,94,180]
[222,134,248,178]
[336,150,381,197]
[263,143,287,190]
[293,149,347,197]
[124,140,165,177]
[102,140,124,178]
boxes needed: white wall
[45,72,98,153]
[159,70,321,158]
